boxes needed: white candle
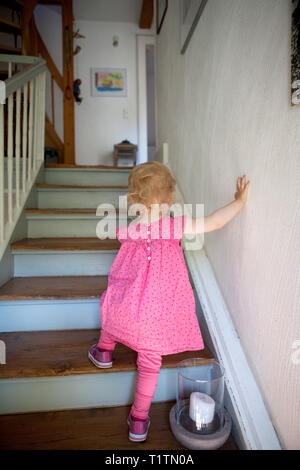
[189,392,215,427]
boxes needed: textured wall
[156,0,300,449]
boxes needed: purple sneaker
[88,344,113,368]
[127,413,151,442]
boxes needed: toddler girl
[88,161,250,442]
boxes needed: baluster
[28,79,34,181]
[7,92,13,224]
[33,74,39,169]
[22,82,28,193]
[15,88,21,208]
[39,71,46,161]
[0,104,4,241]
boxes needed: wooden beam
[21,0,39,55]
[61,0,75,164]
[139,0,154,29]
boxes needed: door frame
[136,35,155,164]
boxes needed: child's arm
[183,175,250,235]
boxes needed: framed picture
[90,67,127,97]
[180,0,208,54]
[156,0,168,34]
[292,0,300,105]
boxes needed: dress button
[147,239,150,243]
[147,256,151,260]
[147,247,151,251]
[147,230,150,234]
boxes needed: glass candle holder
[176,358,225,436]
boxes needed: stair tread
[0,18,21,33]
[0,329,213,379]
[36,183,128,189]
[45,163,132,170]
[0,275,108,300]
[10,237,120,251]
[0,44,22,54]
[0,400,237,450]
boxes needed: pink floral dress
[100,214,204,355]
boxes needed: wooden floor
[0,401,237,450]
[0,276,108,300]
[0,329,213,379]
[10,237,120,251]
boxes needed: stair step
[36,182,128,209]
[45,163,133,170]
[0,275,107,300]
[10,237,120,251]
[0,329,213,380]
[36,183,128,190]
[44,166,130,186]
[0,400,237,450]
[25,208,131,238]
[0,18,21,35]
[0,44,22,54]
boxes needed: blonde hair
[127,161,176,210]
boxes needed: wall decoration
[156,0,168,34]
[180,0,208,54]
[292,0,300,105]
[90,68,127,97]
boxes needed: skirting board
[159,143,282,450]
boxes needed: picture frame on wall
[180,0,208,54]
[291,0,300,105]
[90,67,127,97]
[156,0,168,34]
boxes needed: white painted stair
[0,164,212,415]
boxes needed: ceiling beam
[139,0,153,29]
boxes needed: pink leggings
[98,329,162,420]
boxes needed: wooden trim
[0,328,213,378]
[10,237,121,251]
[62,0,75,164]
[139,0,154,29]
[36,183,128,189]
[21,0,39,55]
[45,163,132,170]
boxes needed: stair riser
[0,299,101,332]
[44,168,130,186]
[13,252,117,276]
[26,216,128,238]
[37,189,127,209]
[0,368,179,414]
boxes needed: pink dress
[100,214,204,355]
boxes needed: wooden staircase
[0,0,74,163]
[0,143,236,449]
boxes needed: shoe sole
[88,351,113,368]
[127,418,150,442]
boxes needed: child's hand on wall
[234,175,250,206]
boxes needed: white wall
[156,0,300,450]
[34,5,64,143]
[34,4,154,165]
[73,20,141,165]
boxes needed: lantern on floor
[169,358,232,450]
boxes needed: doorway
[137,35,156,164]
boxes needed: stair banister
[0,53,46,260]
